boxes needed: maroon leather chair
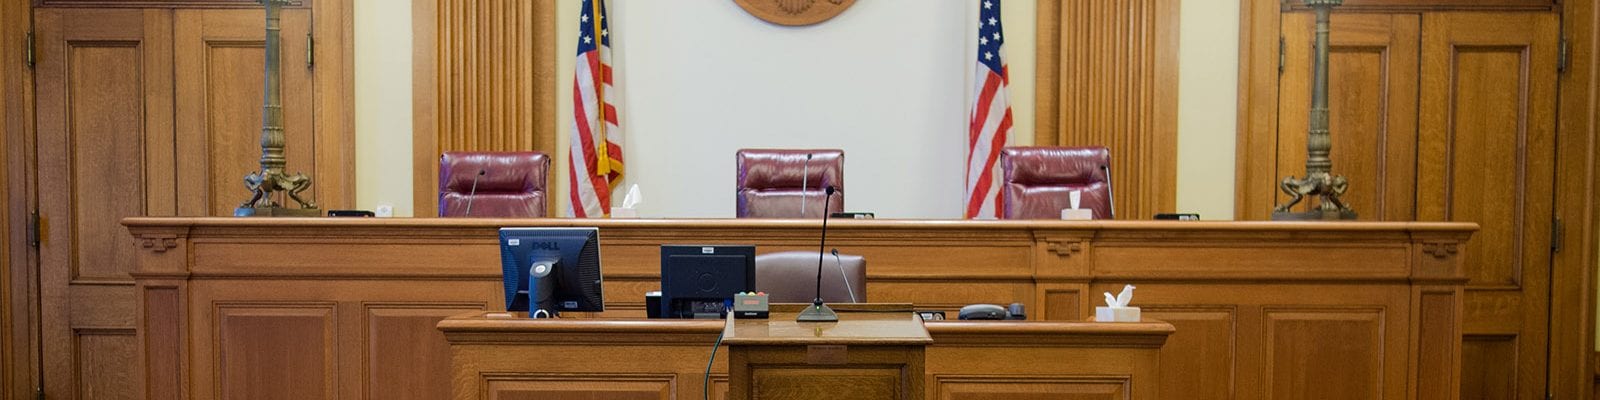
[999,146,1113,219]
[736,149,843,218]
[754,251,866,303]
[438,151,551,217]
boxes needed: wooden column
[412,0,558,217]
[1034,0,1180,220]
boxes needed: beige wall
[357,0,1239,218]
[353,0,414,216]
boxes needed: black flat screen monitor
[659,245,755,319]
[499,227,605,317]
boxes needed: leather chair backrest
[736,149,843,218]
[754,251,866,304]
[439,151,550,217]
[999,146,1113,219]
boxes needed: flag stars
[983,0,992,9]
[993,32,1001,41]
[583,35,592,44]
[980,37,989,46]
[988,17,997,26]
[984,51,993,61]
[581,13,589,23]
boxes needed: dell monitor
[499,227,605,318]
[659,245,756,319]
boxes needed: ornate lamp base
[235,206,321,217]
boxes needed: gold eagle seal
[733,0,857,26]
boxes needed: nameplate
[806,345,847,365]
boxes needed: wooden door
[32,9,175,400]
[173,8,316,216]
[1276,13,1419,221]
[1418,13,1559,400]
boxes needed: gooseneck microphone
[799,153,814,217]
[831,248,857,303]
[464,169,486,217]
[797,185,840,322]
[1100,164,1115,220]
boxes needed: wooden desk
[723,309,932,400]
[124,218,1473,400]
[437,311,1172,400]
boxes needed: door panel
[33,8,174,399]
[1277,13,1419,221]
[173,9,315,216]
[1417,13,1557,400]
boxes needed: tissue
[610,184,642,218]
[1095,284,1140,322]
[1061,190,1093,220]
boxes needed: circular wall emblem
[733,0,858,26]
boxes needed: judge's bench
[123,217,1474,399]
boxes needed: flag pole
[590,0,609,173]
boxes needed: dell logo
[530,242,560,251]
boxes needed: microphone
[831,248,857,303]
[464,169,485,217]
[797,185,840,322]
[1100,164,1115,220]
[799,153,813,217]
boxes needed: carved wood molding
[1420,241,1459,259]
[412,0,558,217]
[138,235,179,253]
[1045,240,1083,258]
[1034,0,1180,220]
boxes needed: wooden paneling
[1283,0,1555,11]
[33,9,172,400]
[1275,13,1419,221]
[73,329,136,400]
[364,304,485,400]
[411,0,558,217]
[934,379,1128,400]
[36,0,306,8]
[126,218,1472,400]
[1236,8,1568,396]
[482,376,674,400]
[1240,12,1421,221]
[0,0,24,398]
[1034,0,1179,219]
[1553,0,1600,397]
[1264,309,1387,399]
[214,304,335,400]
[1417,13,1557,400]
[1141,307,1234,400]
[440,313,1169,400]
[1461,335,1517,399]
[174,9,318,216]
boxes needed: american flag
[568,0,624,218]
[965,0,1012,219]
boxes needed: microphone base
[796,303,839,322]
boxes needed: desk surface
[724,310,932,346]
[437,311,1174,347]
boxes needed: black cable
[704,329,725,400]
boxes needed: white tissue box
[1061,208,1094,220]
[1095,306,1141,322]
[609,207,639,218]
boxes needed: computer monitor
[499,227,605,318]
[659,245,756,319]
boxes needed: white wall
[599,0,969,218]
[356,0,1239,219]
